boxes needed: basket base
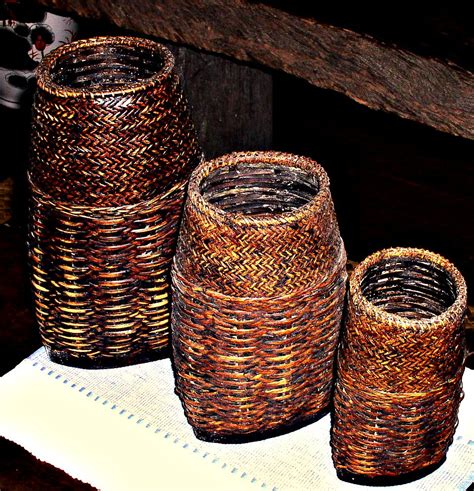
[335,457,446,487]
[192,406,330,444]
[46,346,171,369]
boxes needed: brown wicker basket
[28,36,201,368]
[331,248,467,484]
[171,151,347,442]
[31,36,200,207]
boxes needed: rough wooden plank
[35,0,474,139]
[170,45,272,158]
[258,4,474,72]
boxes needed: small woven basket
[28,36,201,368]
[331,248,467,484]
[171,151,347,442]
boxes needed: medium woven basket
[171,151,347,442]
[28,36,201,368]
[331,248,467,484]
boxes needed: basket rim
[350,247,467,328]
[187,151,332,227]
[36,36,174,98]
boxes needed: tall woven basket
[28,36,202,368]
[331,248,467,484]
[171,151,347,442]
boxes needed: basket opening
[50,44,164,89]
[360,257,457,319]
[200,163,319,215]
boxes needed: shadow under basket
[331,247,467,484]
[171,151,347,442]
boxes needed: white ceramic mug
[0,5,78,109]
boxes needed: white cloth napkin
[1,348,473,491]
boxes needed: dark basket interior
[200,163,319,215]
[360,257,457,319]
[50,44,164,89]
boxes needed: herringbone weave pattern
[31,37,200,206]
[171,151,347,442]
[28,37,201,368]
[331,248,467,481]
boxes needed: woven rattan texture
[175,152,341,297]
[31,36,201,207]
[28,37,201,367]
[171,151,347,441]
[331,248,467,480]
[29,181,186,367]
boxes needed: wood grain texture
[170,45,272,158]
[35,0,474,139]
[257,4,474,72]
